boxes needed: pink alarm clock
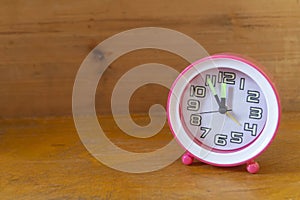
[167,54,281,173]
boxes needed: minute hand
[220,82,241,126]
[219,82,227,113]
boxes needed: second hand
[198,109,232,114]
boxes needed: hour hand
[207,78,221,106]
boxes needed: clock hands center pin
[207,78,241,126]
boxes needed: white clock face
[167,55,280,165]
[180,68,267,151]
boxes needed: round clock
[167,54,281,173]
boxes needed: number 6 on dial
[167,54,281,174]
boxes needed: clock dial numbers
[214,134,227,146]
[205,74,217,87]
[187,99,200,111]
[239,78,245,90]
[200,127,211,138]
[206,71,237,85]
[190,114,202,126]
[214,132,244,146]
[246,89,263,120]
[190,85,206,98]
[218,71,223,83]
[230,132,243,144]
[244,123,258,136]
[249,107,263,119]
[247,90,260,103]
[223,72,236,85]
[180,67,267,151]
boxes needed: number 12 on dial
[167,54,281,173]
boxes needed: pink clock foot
[246,161,260,174]
[182,152,194,165]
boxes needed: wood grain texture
[0,113,299,199]
[0,0,300,118]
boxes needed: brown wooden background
[1,0,300,118]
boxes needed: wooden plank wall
[0,0,299,118]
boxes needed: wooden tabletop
[1,112,299,200]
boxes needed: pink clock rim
[166,53,281,167]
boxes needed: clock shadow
[190,131,299,174]
[186,160,245,172]
[257,130,300,174]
